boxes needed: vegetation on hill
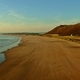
[47,23,80,36]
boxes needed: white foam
[0,35,21,63]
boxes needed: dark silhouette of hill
[46,23,80,36]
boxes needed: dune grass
[43,34,80,44]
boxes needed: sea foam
[0,35,21,63]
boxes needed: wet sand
[0,35,80,80]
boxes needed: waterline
[0,35,21,63]
[0,53,5,63]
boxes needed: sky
[0,0,80,32]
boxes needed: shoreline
[0,35,22,63]
[0,34,26,63]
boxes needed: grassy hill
[47,23,80,36]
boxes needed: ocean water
[0,35,21,63]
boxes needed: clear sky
[0,0,80,32]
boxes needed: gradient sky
[0,0,80,32]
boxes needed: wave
[0,35,21,63]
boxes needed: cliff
[47,23,80,36]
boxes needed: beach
[0,35,80,80]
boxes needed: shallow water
[0,53,5,63]
[0,35,21,63]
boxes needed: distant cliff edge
[46,23,80,36]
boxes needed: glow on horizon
[0,0,80,32]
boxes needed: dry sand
[0,35,80,80]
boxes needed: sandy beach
[0,35,80,80]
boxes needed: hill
[46,23,80,36]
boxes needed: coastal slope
[47,23,80,36]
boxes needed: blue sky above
[0,0,80,32]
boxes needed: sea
[0,35,21,63]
